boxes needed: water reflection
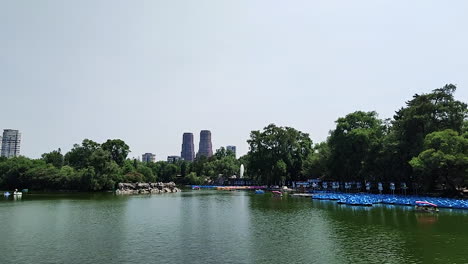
[0,193,129,263]
[415,213,438,225]
[0,191,467,264]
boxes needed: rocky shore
[115,182,181,195]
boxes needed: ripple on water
[0,191,467,264]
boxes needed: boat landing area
[291,193,315,197]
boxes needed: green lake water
[0,190,467,264]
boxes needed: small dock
[291,193,315,198]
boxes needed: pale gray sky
[1,0,467,160]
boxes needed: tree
[137,164,156,182]
[101,139,130,166]
[162,163,179,182]
[41,148,64,168]
[213,155,239,180]
[327,111,386,182]
[124,172,144,183]
[87,148,122,190]
[409,129,468,195]
[0,157,36,189]
[58,165,81,190]
[302,142,331,179]
[184,172,204,185]
[64,139,100,169]
[214,147,235,159]
[180,161,188,177]
[25,164,61,190]
[391,84,468,183]
[247,124,313,185]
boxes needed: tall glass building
[1,129,21,158]
[197,130,213,158]
[181,132,195,161]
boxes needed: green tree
[180,161,188,177]
[409,129,468,194]
[302,142,331,179]
[184,172,204,185]
[327,111,386,182]
[214,147,235,159]
[64,139,100,169]
[391,84,467,183]
[25,164,61,190]
[41,148,64,168]
[0,157,36,189]
[214,156,239,177]
[124,172,145,182]
[137,164,156,182]
[247,124,313,185]
[101,139,130,166]
[58,165,81,190]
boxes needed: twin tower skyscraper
[181,130,213,161]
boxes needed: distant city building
[167,155,181,163]
[142,153,156,163]
[197,130,213,158]
[226,145,236,157]
[0,135,2,154]
[1,129,21,158]
[181,132,195,161]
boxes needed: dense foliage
[0,143,241,191]
[0,84,466,194]
[247,124,313,185]
[300,84,467,195]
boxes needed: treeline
[0,84,466,194]
[246,84,467,195]
[0,139,241,191]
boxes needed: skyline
[1,0,468,160]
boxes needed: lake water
[0,190,467,264]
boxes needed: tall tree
[409,129,468,194]
[64,139,100,169]
[247,124,313,185]
[101,139,130,166]
[41,148,64,168]
[302,142,331,179]
[391,84,468,183]
[327,111,386,182]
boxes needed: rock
[115,182,181,195]
[137,183,150,189]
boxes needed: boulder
[115,182,180,195]
[137,183,150,189]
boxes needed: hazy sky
[1,0,467,160]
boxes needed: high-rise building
[142,153,156,163]
[167,155,181,163]
[226,145,237,158]
[1,129,21,158]
[197,130,213,158]
[181,132,195,161]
